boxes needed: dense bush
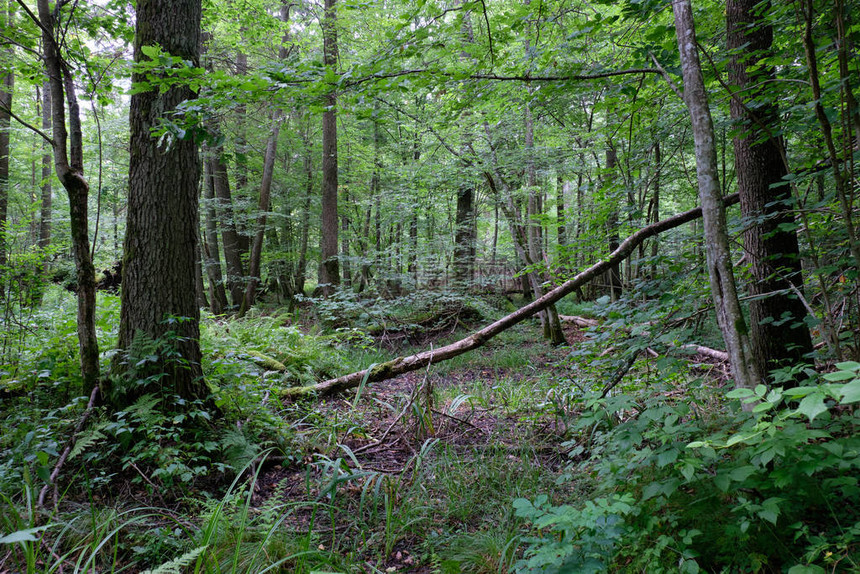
[514,363,860,573]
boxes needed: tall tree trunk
[241,115,282,314]
[208,150,245,308]
[727,0,813,375]
[295,143,313,296]
[605,146,623,301]
[650,142,660,275]
[557,174,567,251]
[673,0,759,393]
[202,158,228,315]
[341,140,352,289]
[37,0,99,395]
[39,78,51,270]
[453,182,475,286]
[234,50,250,260]
[118,0,205,400]
[341,188,352,289]
[318,0,340,294]
[525,100,564,343]
[408,123,421,285]
[0,0,13,286]
[799,0,860,272]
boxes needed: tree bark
[118,0,205,400]
[727,0,813,375]
[295,142,313,296]
[0,1,13,280]
[240,1,291,314]
[37,0,99,395]
[240,116,281,314]
[557,174,567,251]
[202,158,228,314]
[318,0,340,294]
[673,0,759,393]
[604,146,623,301]
[39,78,51,269]
[208,149,245,308]
[453,182,475,285]
[283,193,740,397]
[799,0,860,272]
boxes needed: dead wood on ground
[281,193,740,398]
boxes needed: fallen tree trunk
[282,193,740,398]
[681,344,729,362]
[559,315,599,328]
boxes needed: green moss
[245,350,287,372]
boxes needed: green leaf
[728,466,755,482]
[839,379,860,403]
[726,388,754,399]
[787,565,826,574]
[782,386,818,398]
[141,44,161,59]
[796,393,828,422]
[823,370,856,382]
[834,361,860,371]
[0,526,49,544]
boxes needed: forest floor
[233,318,727,573]
[0,291,743,574]
[247,319,589,573]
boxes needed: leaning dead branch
[281,193,740,398]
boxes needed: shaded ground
[251,320,586,571]
[244,318,729,572]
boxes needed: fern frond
[141,545,207,574]
[69,429,106,460]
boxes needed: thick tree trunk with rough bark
[673,0,759,393]
[727,0,812,375]
[37,0,99,395]
[118,0,205,400]
[283,194,740,397]
[453,183,475,285]
[318,0,340,294]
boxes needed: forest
[1,0,859,571]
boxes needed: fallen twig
[38,385,100,510]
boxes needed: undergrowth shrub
[310,289,494,341]
[203,308,383,388]
[514,363,860,573]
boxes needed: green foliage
[203,308,381,389]
[514,363,860,572]
[310,289,493,342]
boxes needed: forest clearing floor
[243,318,726,573]
[0,291,743,574]
[244,320,587,572]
